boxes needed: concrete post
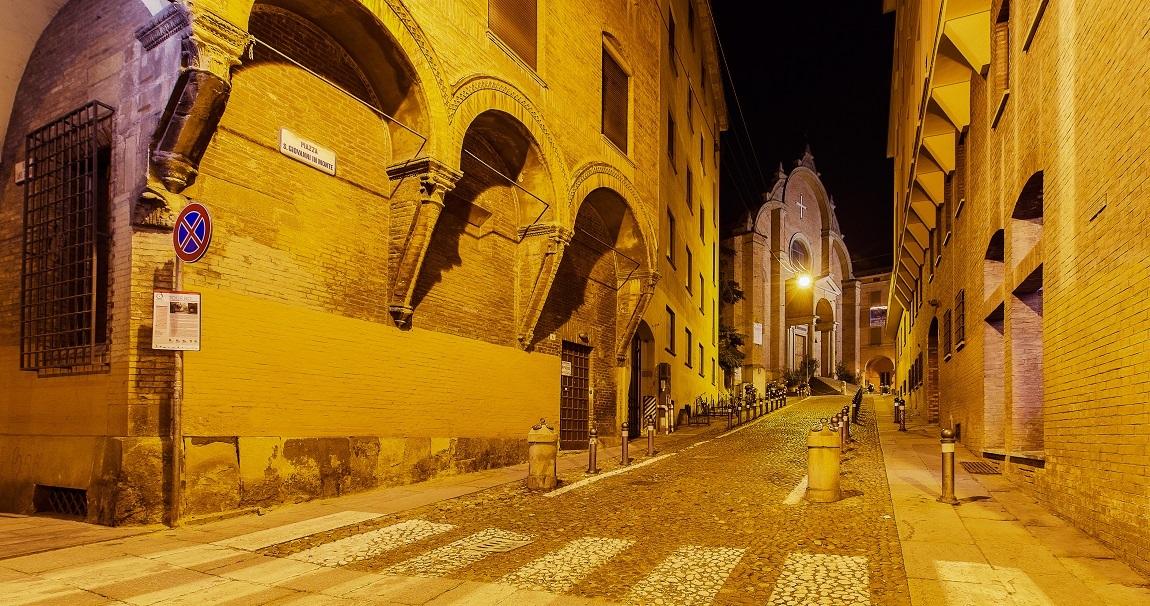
[526,419,558,491]
[806,420,842,503]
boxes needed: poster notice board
[152,291,201,351]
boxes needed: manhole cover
[961,461,1001,475]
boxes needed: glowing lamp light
[797,274,812,288]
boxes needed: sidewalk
[873,395,1150,606]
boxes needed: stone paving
[289,519,454,567]
[766,552,870,606]
[261,395,911,606]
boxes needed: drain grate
[961,461,1001,475]
[33,485,88,517]
[468,531,534,554]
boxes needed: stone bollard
[586,427,599,475]
[527,419,558,491]
[938,428,960,505]
[806,419,842,503]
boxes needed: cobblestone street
[0,395,917,606]
[277,394,909,606]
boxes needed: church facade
[721,149,860,393]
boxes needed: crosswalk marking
[212,510,382,551]
[625,545,745,606]
[386,528,534,577]
[766,552,869,606]
[500,537,634,593]
[289,519,454,567]
[41,555,177,588]
[0,577,91,606]
[219,557,322,584]
[142,543,246,568]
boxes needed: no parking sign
[173,202,212,263]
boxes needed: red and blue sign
[173,202,213,263]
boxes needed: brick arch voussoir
[567,163,658,275]
[447,76,568,219]
[221,0,450,159]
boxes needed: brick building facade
[0,0,727,524]
[721,150,861,392]
[858,270,894,391]
[886,0,1150,573]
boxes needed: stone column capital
[185,8,250,81]
[387,157,463,206]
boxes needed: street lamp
[797,274,812,288]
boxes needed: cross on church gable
[796,194,807,219]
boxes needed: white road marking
[783,476,809,505]
[219,557,321,584]
[0,577,91,606]
[544,453,675,498]
[213,510,382,551]
[935,560,1056,606]
[625,545,745,606]
[142,543,246,568]
[500,537,634,593]
[41,555,176,588]
[386,528,534,577]
[289,519,454,567]
[767,552,870,605]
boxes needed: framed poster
[152,291,201,351]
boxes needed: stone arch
[783,166,835,233]
[1010,171,1043,265]
[865,355,895,388]
[984,229,1005,298]
[829,235,853,280]
[786,232,814,275]
[567,163,658,274]
[239,0,446,161]
[448,76,568,222]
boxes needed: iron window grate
[21,101,114,370]
[33,485,88,518]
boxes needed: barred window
[21,102,114,370]
[955,289,966,350]
[943,309,953,359]
[602,49,628,152]
[490,0,537,69]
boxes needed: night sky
[712,2,896,275]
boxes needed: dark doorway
[560,341,591,449]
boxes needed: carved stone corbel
[615,270,660,363]
[148,6,248,197]
[386,158,463,327]
[516,223,574,347]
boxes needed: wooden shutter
[490,0,537,69]
[602,50,628,151]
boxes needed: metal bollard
[833,414,846,455]
[938,428,959,505]
[727,403,733,430]
[620,422,630,466]
[647,416,656,456]
[898,398,907,432]
[586,427,599,474]
[842,406,852,444]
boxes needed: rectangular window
[687,90,694,132]
[712,357,716,385]
[667,112,676,163]
[489,0,537,69]
[953,295,963,343]
[687,2,695,49]
[699,274,705,311]
[870,327,883,346]
[21,101,114,370]
[685,328,693,367]
[601,49,629,152]
[713,299,717,345]
[686,169,693,213]
[667,10,676,64]
[870,290,881,306]
[943,309,953,359]
[954,137,966,217]
[700,134,706,175]
[685,247,693,292]
[935,204,943,264]
[699,343,705,376]
[667,306,676,354]
[667,209,676,266]
[700,205,706,242]
[995,2,1010,94]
